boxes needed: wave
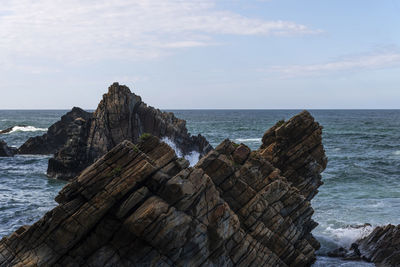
[320,225,374,249]
[235,138,262,143]
[393,150,400,155]
[4,126,47,134]
[161,137,200,166]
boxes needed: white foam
[161,137,200,167]
[324,225,374,248]
[235,138,262,143]
[393,150,400,155]
[7,126,47,133]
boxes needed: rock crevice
[0,111,326,267]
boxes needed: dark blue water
[2,109,400,267]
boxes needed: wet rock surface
[0,139,17,157]
[0,111,326,267]
[356,224,400,266]
[18,107,92,155]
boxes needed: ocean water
[1,109,399,266]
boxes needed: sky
[1,0,400,109]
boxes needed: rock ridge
[19,82,212,180]
[0,111,326,267]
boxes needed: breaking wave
[161,137,200,166]
[4,126,47,134]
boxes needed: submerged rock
[0,111,326,266]
[19,82,212,180]
[0,139,17,157]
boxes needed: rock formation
[356,224,400,266]
[0,140,17,157]
[19,82,212,180]
[18,107,92,155]
[329,224,400,266]
[0,111,326,267]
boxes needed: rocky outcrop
[327,224,400,266]
[260,111,327,200]
[18,107,92,155]
[356,224,400,266]
[0,140,17,157]
[0,111,326,267]
[20,82,211,180]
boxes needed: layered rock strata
[0,140,16,157]
[330,224,400,266]
[260,111,327,200]
[0,111,326,267]
[356,224,400,266]
[19,82,212,180]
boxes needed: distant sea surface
[1,109,400,267]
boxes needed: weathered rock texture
[18,107,92,155]
[0,139,16,157]
[19,82,212,180]
[355,224,400,266]
[0,111,326,267]
[260,111,327,200]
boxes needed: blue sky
[1,0,399,109]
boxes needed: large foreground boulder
[19,82,212,180]
[0,111,326,267]
[0,140,16,157]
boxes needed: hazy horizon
[1,1,399,109]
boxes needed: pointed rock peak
[105,82,140,100]
[259,110,327,200]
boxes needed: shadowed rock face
[0,111,326,267]
[356,224,400,266]
[0,140,17,157]
[19,82,212,180]
[327,224,400,266]
[18,107,92,155]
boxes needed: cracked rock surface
[19,82,212,180]
[0,111,326,266]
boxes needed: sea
[1,109,400,267]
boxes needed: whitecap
[234,138,262,143]
[393,150,400,156]
[7,126,47,133]
[161,137,200,166]
[323,225,373,248]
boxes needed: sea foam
[235,138,262,143]
[323,225,374,248]
[7,126,47,133]
[161,137,200,166]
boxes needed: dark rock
[327,247,348,258]
[355,224,400,266]
[0,139,17,157]
[47,83,212,180]
[0,111,327,266]
[18,107,92,154]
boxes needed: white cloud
[0,0,319,65]
[266,52,400,77]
